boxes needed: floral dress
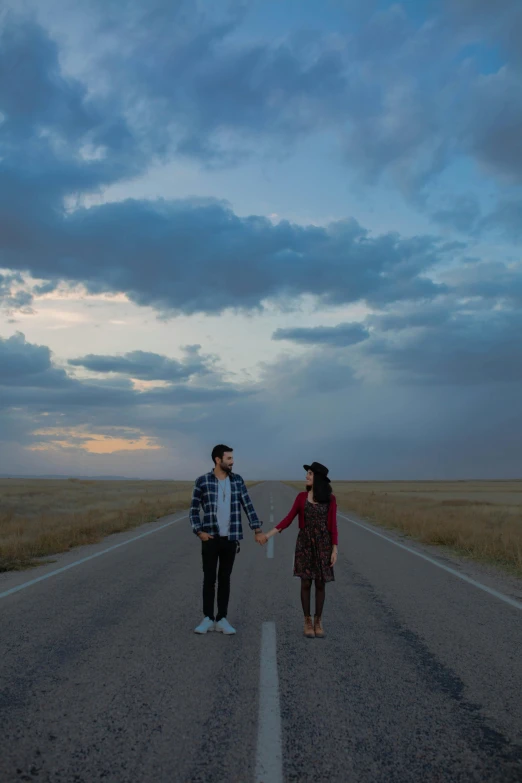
[293,499,335,582]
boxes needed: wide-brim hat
[303,461,331,483]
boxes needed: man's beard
[223,464,233,474]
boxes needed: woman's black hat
[303,461,331,483]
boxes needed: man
[190,444,263,635]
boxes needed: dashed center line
[267,494,275,558]
[267,500,274,558]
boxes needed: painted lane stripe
[267,509,274,559]
[255,622,283,783]
[0,514,188,601]
[339,513,522,611]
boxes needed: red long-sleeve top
[275,492,338,546]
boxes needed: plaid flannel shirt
[189,471,261,541]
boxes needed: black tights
[300,578,325,618]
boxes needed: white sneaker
[215,618,236,635]
[194,617,215,634]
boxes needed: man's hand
[330,546,338,566]
[198,532,214,542]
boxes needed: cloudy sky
[1,0,521,480]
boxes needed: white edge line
[255,621,283,783]
[0,514,188,601]
[339,513,522,611]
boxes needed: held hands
[255,530,269,546]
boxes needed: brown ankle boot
[304,615,315,638]
[314,615,325,638]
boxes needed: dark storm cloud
[1,6,521,324]
[69,345,215,381]
[0,382,246,413]
[2,2,522,199]
[267,297,522,388]
[362,301,453,333]
[83,0,349,161]
[1,194,449,314]
[87,0,522,208]
[321,3,522,202]
[0,332,72,388]
[0,332,248,422]
[0,18,141,190]
[366,308,522,385]
[85,0,522,190]
[0,16,452,315]
[272,322,370,347]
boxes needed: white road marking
[255,622,283,783]
[339,513,522,611]
[0,514,188,601]
[267,510,275,559]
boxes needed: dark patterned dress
[293,499,335,582]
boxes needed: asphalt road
[1,481,521,782]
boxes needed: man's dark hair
[212,444,233,464]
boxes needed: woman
[260,462,338,638]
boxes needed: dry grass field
[0,478,257,572]
[285,480,522,576]
[3,478,520,576]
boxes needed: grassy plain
[285,480,522,576]
[3,478,520,576]
[0,478,256,572]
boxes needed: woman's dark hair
[212,444,233,464]
[313,473,332,504]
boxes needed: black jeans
[202,536,237,621]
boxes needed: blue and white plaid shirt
[189,471,261,541]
